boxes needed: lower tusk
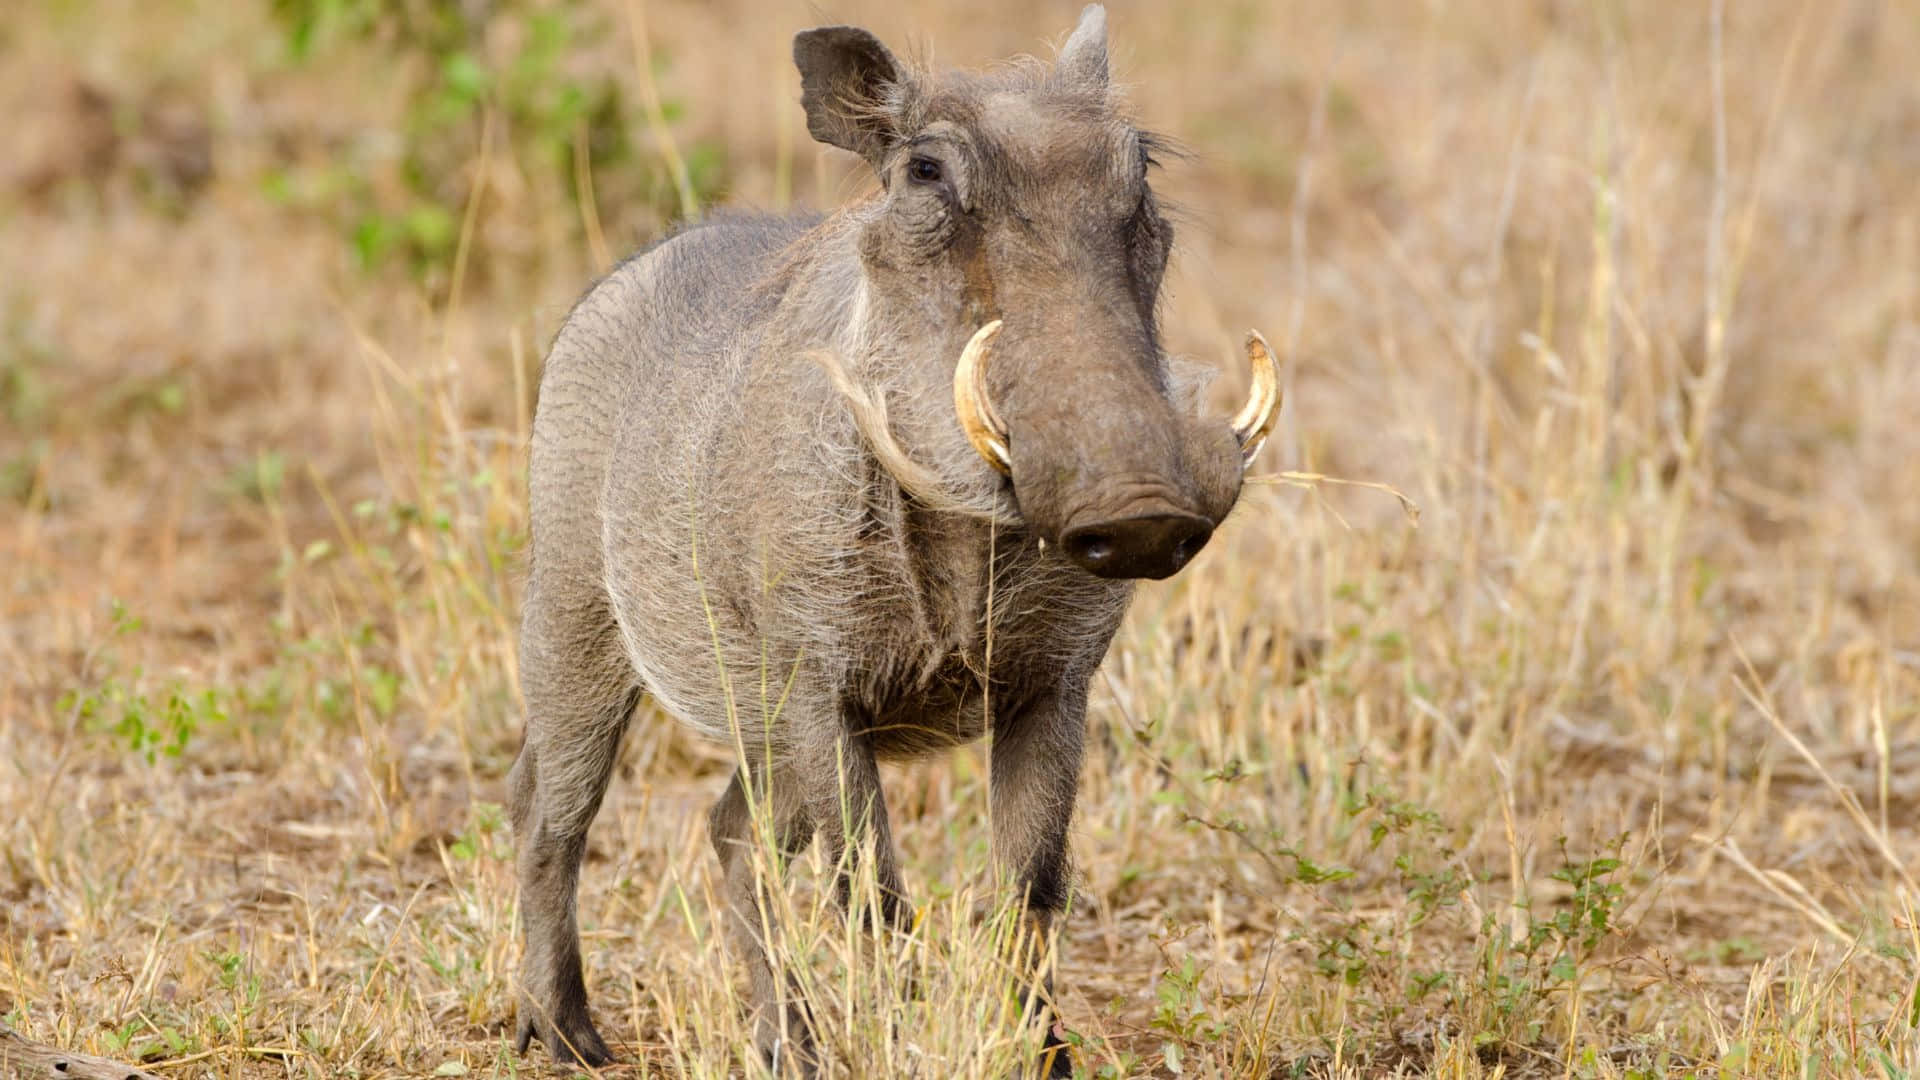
[953,320,1012,475]
[1231,330,1282,467]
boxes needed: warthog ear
[1057,4,1110,89]
[793,26,905,170]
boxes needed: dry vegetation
[4,0,1920,1076]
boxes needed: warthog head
[796,4,1278,580]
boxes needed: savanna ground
[4,0,1919,1076]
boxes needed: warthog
[509,5,1279,1074]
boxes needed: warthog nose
[1061,512,1215,580]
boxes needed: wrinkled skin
[509,6,1254,1076]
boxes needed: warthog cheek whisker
[810,347,1010,519]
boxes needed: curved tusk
[1231,329,1282,467]
[953,319,1012,475]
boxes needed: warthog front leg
[799,713,910,927]
[708,765,818,1071]
[710,713,906,1074]
[989,686,1088,1080]
[509,594,637,1068]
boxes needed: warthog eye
[907,156,943,185]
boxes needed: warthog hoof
[1033,1022,1075,1079]
[757,1000,823,1077]
[514,1010,615,1069]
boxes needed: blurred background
[4,1,1919,1076]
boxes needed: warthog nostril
[1061,512,1215,580]
[1066,532,1115,567]
[1172,535,1200,567]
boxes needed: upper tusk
[1231,330,1282,467]
[953,319,1012,475]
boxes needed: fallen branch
[0,1030,161,1080]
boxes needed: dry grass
[4,0,1920,1076]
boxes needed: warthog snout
[1061,510,1213,579]
[954,319,1281,580]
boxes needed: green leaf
[404,204,457,259]
[366,665,400,718]
[441,52,489,101]
[352,215,394,270]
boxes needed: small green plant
[1149,954,1230,1047]
[95,374,185,422]
[56,601,234,764]
[204,948,262,1006]
[62,677,225,765]
[1,303,57,430]
[1312,920,1382,987]
[1,438,48,508]
[1463,836,1632,1052]
[272,0,379,62]
[225,448,286,504]
[266,0,689,281]
[1532,842,1628,979]
[363,663,402,718]
[98,1018,143,1055]
[447,801,505,862]
[1342,785,1445,849]
[99,1016,199,1063]
[1,351,49,429]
